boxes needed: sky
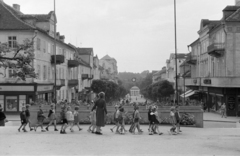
[5,0,235,73]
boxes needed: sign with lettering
[227,96,236,111]
[37,85,53,92]
[0,86,34,92]
[193,79,197,84]
[203,79,211,84]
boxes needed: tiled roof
[19,11,53,22]
[76,48,93,55]
[0,2,34,30]
[223,6,240,11]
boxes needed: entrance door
[226,95,237,116]
[45,93,48,102]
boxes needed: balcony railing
[68,60,80,68]
[81,74,88,80]
[68,79,78,87]
[51,55,64,64]
[207,43,225,58]
[186,53,197,65]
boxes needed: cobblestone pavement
[0,125,240,156]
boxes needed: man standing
[175,106,182,133]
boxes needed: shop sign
[37,86,53,92]
[0,86,34,92]
[193,79,197,84]
[203,79,211,85]
[227,96,236,111]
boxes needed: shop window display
[5,96,18,112]
[19,95,26,110]
[0,95,4,111]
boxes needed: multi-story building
[99,55,118,83]
[0,1,79,113]
[152,67,167,84]
[185,0,240,116]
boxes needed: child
[118,107,126,134]
[129,106,137,133]
[169,107,177,135]
[60,106,68,134]
[18,107,27,132]
[34,105,46,132]
[88,107,96,133]
[175,106,182,133]
[132,106,143,134]
[45,104,58,131]
[110,105,119,133]
[25,105,34,131]
[150,107,163,135]
[66,106,74,132]
[71,106,82,131]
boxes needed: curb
[204,120,237,123]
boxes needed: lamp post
[54,0,57,110]
[174,0,178,106]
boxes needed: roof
[223,6,240,11]
[19,11,53,22]
[130,86,140,90]
[153,68,166,76]
[189,38,200,46]
[76,48,93,55]
[101,55,112,60]
[0,2,34,30]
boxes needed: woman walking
[92,92,107,135]
[221,103,227,118]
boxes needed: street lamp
[174,0,178,106]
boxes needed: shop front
[0,83,54,113]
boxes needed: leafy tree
[0,38,37,80]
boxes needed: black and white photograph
[0,0,240,155]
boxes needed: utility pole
[174,0,178,105]
[54,0,57,110]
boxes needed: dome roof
[130,86,140,90]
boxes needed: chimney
[13,4,20,11]
[60,35,65,43]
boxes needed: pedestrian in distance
[45,104,58,131]
[220,103,227,118]
[34,105,46,132]
[71,106,82,131]
[88,107,96,133]
[168,107,177,135]
[18,107,27,132]
[65,106,74,132]
[175,106,182,134]
[25,104,34,131]
[0,107,7,126]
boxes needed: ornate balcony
[81,74,89,80]
[68,79,78,88]
[207,43,225,58]
[68,60,80,68]
[186,53,197,65]
[51,55,64,64]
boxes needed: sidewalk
[203,112,240,123]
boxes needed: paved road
[0,125,239,156]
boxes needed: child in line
[129,106,137,133]
[34,105,46,132]
[25,105,34,131]
[66,106,74,132]
[169,107,177,135]
[71,106,82,131]
[117,107,126,134]
[45,104,58,131]
[175,106,182,134]
[88,107,96,133]
[110,105,119,133]
[149,107,163,135]
[132,106,143,134]
[18,107,27,132]
[60,106,68,134]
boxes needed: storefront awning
[181,90,199,98]
[180,90,193,98]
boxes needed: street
[0,125,240,155]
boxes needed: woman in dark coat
[92,92,107,135]
[0,107,7,126]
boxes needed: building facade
[185,1,240,116]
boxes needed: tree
[0,38,37,80]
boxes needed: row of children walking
[18,104,82,134]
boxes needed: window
[43,40,46,53]
[8,68,16,78]
[62,69,64,79]
[51,44,54,54]
[8,36,17,48]
[37,38,41,50]
[48,66,51,79]
[43,65,47,80]
[37,65,41,79]
[59,68,61,79]
[5,96,18,112]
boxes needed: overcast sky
[5,0,234,73]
